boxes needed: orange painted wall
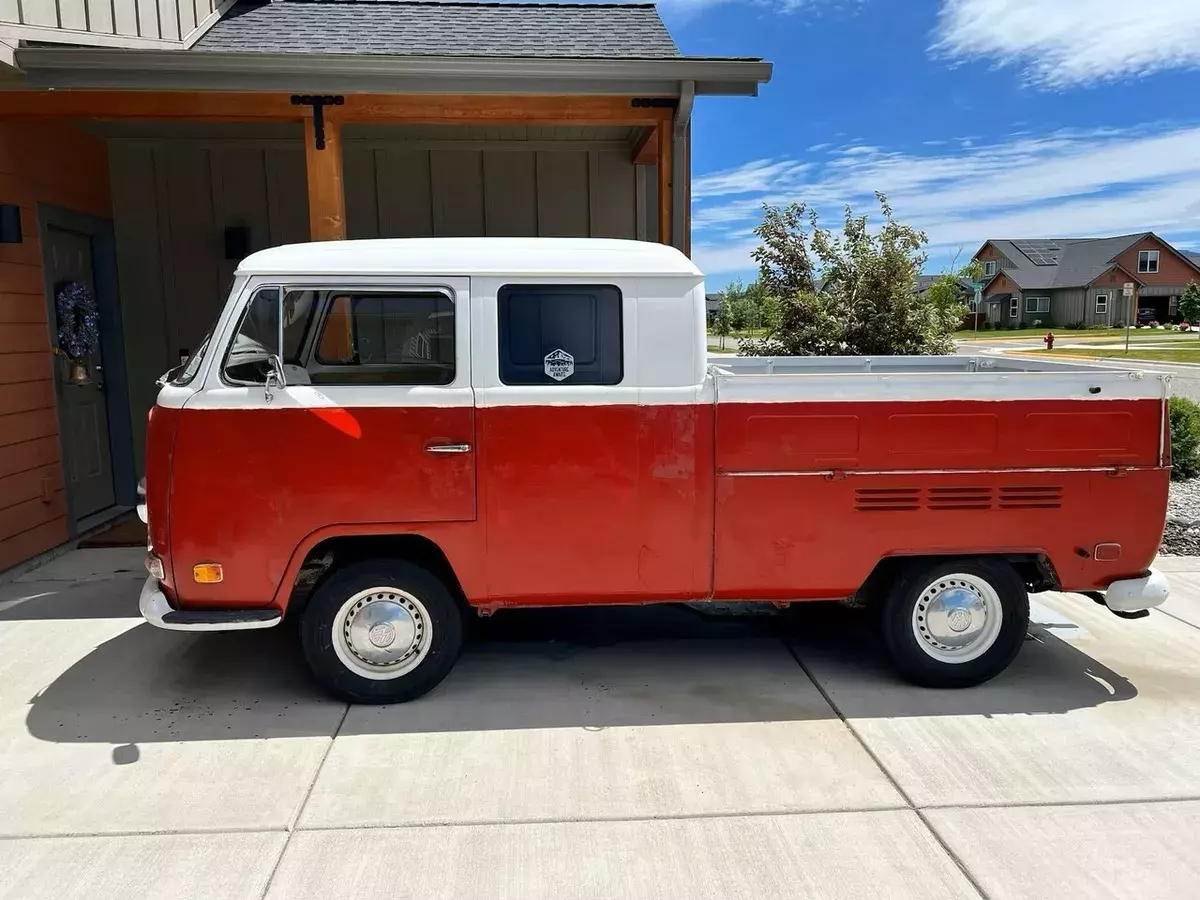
[1115,236,1200,286]
[985,272,1018,296]
[0,119,111,571]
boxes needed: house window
[1170,296,1180,316]
[498,284,623,385]
[982,260,997,278]
[1024,296,1050,314]
[1009,296,1019,318]
[1138,250,1160,273]
[1095,293,1109,315]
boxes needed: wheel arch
[855,551,1060,607]
[277,528,471,620]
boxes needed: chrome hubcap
[332,587,432,680]
[911,574,1003,663]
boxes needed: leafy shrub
[1032,319,1044,328]
[1170,397,1200,481]
[1067,320,1086,330]
[740,196,959,358]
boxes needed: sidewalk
[1,549,1199,898]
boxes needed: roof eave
[12,47,773,96]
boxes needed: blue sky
[656,0,1200,287]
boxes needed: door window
[497,284,623,385]
[310,291,454,385]
[223,287,280,384]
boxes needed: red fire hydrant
[1044,331,1055,350]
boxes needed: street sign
[1123,282,1135,297]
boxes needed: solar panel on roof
[1012,239,1061,266]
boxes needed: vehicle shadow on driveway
[22,599,1135,746]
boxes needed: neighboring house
[705,292,723,324]
[0,1,771,572]
[974,233,1200,327]
[915,274,973,304]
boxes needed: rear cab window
[497,284,622,385]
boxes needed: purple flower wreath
[55,281,99,360]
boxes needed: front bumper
[1104,568,1170,613]
[139,576,282,632]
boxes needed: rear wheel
[300,558,463,704]
[881,558,1029,688]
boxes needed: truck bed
[706,353,1171,599]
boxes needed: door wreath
[54,281,100,383]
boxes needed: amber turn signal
[193,563,224,584]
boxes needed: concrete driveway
[1,549,1199,899]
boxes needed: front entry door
[43,223,115,518]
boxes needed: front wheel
[300,558,463,704]
[881,558,1029,688]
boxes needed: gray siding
[1086,286,1121,326]
[1051,287,1085,327]
[108,136,308,470]
[344,143,642,241]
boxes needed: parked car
[139,238,1172,702]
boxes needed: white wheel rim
[911,573,1003,664]
[332,586,433,680]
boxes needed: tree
[712,295,732,350]
[741,194,958,357]
[1181,282,1200,337]
[925,260,983,328]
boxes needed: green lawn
[1015,346,1200,364]
[955,328,1092,340]
[959,328,1198,342]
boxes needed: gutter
[12,48,773,97]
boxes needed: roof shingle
[194,0,682,58]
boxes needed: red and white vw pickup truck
[139,238,1171,703]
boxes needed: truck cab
[141,237,1171,703]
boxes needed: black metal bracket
[291,94,345,150]
[631,97,678,109]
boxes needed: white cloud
[691,123,1200,274]
[932,0,1200,87]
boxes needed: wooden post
[304,114,346,241]
[657,119,672,246]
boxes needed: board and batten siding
[344,144,643,242]
[0,0,220,44]
[0,119,110,571]
[1050,287,1085,326]
[107,137,309,472]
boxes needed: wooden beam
[0,91,673,126]
[631,126,658,165]
[657,119,672,246]
[304,115,346,241]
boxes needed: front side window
[311,291,454,385]
[1009,297,1019,318]
[498,284,623,385]
[982,260,997,278]
[1095,293,1109,314]
[223,287,280,384]
[1025,296,1050,314]
[1139,250,1160,273]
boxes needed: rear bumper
[1105,568,1170,613]
[139,576,282,632]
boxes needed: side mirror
[264,355,286,403]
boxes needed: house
[915,274,973,303]
[0,1,771,573]
[973,233,1200,328]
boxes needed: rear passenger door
[473,280,642,605]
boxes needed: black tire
[881,558,1029,688]
[300,558,463,704]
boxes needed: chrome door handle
[425,442,472,454]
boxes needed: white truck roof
[237,237,704,279]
